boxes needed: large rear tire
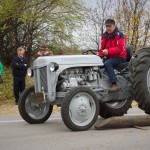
[133,51,150,114]
[99,99,132,118]
[18,86,53,124]
[61,87,99,131]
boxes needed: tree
[0,0,83,66]
[75,0,114,50]
[76,0,150,51]
[115,0,150,50]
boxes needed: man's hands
[102,49,108,56]
[16,63,27,67]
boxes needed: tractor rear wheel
[99,99,132,119]
[133,51,150,114]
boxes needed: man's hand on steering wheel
[102,49,108,56]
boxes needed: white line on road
[0,118,62,123]
[0,114,146,123]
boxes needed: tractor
[18,46,150,131]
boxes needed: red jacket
[98,27,126,59]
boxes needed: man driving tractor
[98,19,126,92]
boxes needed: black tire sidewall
[18,86,53,124]
[134,64,150,100]
[133,53,150,114]
[61,87,99,131]
[99,100,132,118]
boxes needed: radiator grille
[40,67,48,92]
[34,70,39,92]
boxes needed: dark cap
[105,19,115,25]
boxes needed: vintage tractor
[18,47,150,131]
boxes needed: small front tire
[61,87,99,131]
[18,86,53,124]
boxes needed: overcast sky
[73,0,99,50]
[83,0,97,8]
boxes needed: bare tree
[115,0,149,50]
[76,0,114,51]
[142,5,150,47]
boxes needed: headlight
[27,68,34,77]
[49,62,59,72]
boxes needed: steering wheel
[82,50,98,55]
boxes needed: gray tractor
[18,47,150,131]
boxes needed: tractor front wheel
[18,86,53,124]
[61,87,99,131]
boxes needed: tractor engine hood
[33,55,103,69]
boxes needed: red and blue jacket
[98,27,126,59]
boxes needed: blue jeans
[104,58,126,84]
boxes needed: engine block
[58,67,99,91]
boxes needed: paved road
[0,107,150,150]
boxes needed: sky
[83,0,97,8]
[73,0,100,50]
[74,0,116,50]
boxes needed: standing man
[35,45,53,58]
[12,47,28,105]
[98,19,126,91]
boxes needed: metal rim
[25,92,50,120]
[105,100,127,109]
[69,92,96,126]
[147,68,150,93]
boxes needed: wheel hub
[69,92,96,126]
[25,94,50,119]
[106,100,127,109]
[77,104,87,116]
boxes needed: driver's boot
[109,83,118,92]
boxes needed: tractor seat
[116,45,134,72]
[126,45,134,62]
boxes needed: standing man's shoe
[109,84,118,92]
